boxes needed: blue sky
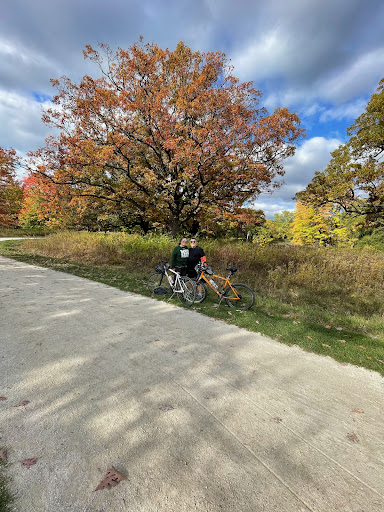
[1,0,384,218]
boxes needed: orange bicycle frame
[197,269,241,302]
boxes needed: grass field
[0,231,383,376]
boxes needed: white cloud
[231,29,288,80]
[319,98,368,123]
[253,136,341,218]
[320,48,384,104]
[251,201,296,219]
[0,37,61,92]
[242,43,384,110]
[283,136,341,183]
[0,89,52,160]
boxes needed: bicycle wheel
[223,283,255,310]
[194,280,208,303]
[147,272,171,294]
[177,277,196,307]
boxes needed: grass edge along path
[0,240,383,377]
[0,453,14,512]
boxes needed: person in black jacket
[187,238,206,278]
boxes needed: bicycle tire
[177,277,196,307]
[147,272,171,294]
[194,280,208,303]
[223,283,255,310]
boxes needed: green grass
[0,454,13,512]
[0,227,48,237]
[1,236,383,376]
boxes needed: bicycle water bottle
[209,278,218,290]
[168,275,174,285]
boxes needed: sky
[1,0,384,219]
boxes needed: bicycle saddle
[226,266,238,273]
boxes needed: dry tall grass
[21,231,384,316]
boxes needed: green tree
[0,147,23,227]
[296,77,384,225]
[271,211,294,241]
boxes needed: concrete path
[0,255,383,512]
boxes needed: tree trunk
[170,217,180,238]
[140,218,150,235]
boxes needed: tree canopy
[0,147,23,227]
[296,77,384,227]
[28,40,304,235]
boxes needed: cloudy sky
[1,0,384,218]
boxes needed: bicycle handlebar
[195,262,238,275]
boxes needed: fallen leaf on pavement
[346,432,359,443]
[95,468,126,491]
[159,404,174,412]
[352,409,364,414]
[0,449,7,462]
[13,400,30,407]
[0,397,7,401]
[20,458,38,468]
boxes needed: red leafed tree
[19,172,65,228]
[0,147,23,227]
[29,41,304,235]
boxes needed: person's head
[179,237,187,247]
[190,238,197,247]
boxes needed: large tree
[296,77,384,226]
[0,147,23,227]
[30,41,304,235]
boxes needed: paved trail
[0,255,383,511]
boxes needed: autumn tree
[291,201,358,246]
[20,172,142,231]
[199,206,265,239]
[291,202,332,245]
[0,147,23,227]
[19,173,67,228]
[296,77,384,226]
[29,41,304,235]
[270,211,294,241]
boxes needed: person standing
[171,237,189,276]
[187,238,206,278]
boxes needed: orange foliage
[29,41,304,235]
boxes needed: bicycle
[193,262,255,310]
[147,260,196,307]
